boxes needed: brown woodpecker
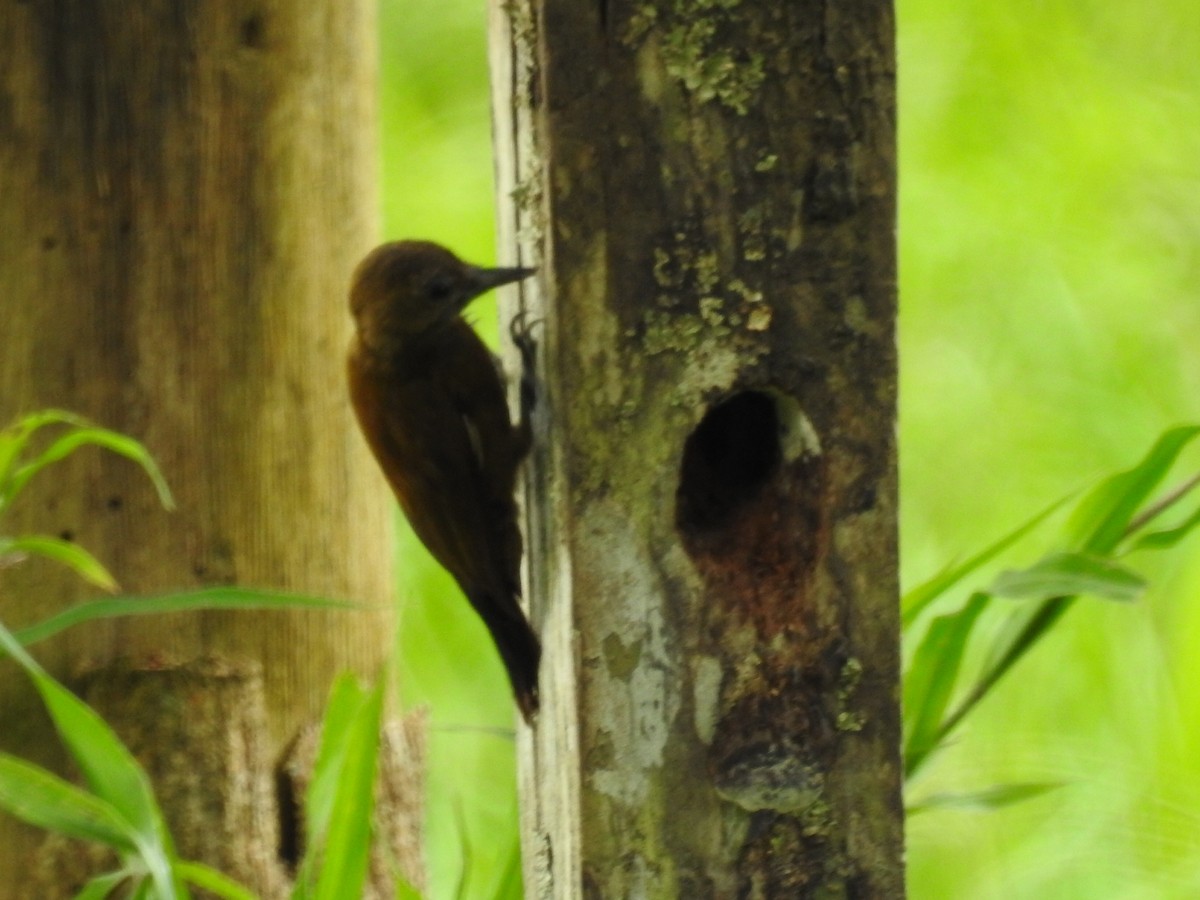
[347,240,540,722]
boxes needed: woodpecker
[347,240,540,722]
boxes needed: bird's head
[349,240,534,356]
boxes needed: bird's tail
[471,593,542,724]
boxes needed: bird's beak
[464,265,536,304]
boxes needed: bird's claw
[509,310,540,366]
[509,310,541,417]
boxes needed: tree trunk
[490,0,903,896]
[0,2,421,894]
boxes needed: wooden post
[490,0,903,895]
[0,2,421,893]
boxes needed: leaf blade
[907,781,1064,816]
[0,621,182,899]
[902,493,1069,627]
[1128,501,1200,552]
[0,754,138,851]
[1,535,119,592]
[8,426,175,512]
[313,676,384,900]
[903,593,990,779]
[74,870,135,900]
[175,861,257,900]
[13,588,358,647]
[989,551,1145,603]
[1068,424,1200,554]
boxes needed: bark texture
[490,0,903,896]
[0,1,417,893]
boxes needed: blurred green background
[378,0,1200,896]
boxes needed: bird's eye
[425,274,454,302]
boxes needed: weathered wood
[490,0,903,896]
[0,1,415,891]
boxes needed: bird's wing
[436,326,530,599]
[348,355,501,597]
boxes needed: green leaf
[906,429,1200,768]
[313,675,385,900]
[294,674,370,899]
[902,493,1069,627]
[7,425,175,512]
[75,870,134,900]
[1128,501,1200,552]
[1068,425,1200,554]
[306,676,365,840]
[0,535,119,592]
[907,781,1064,816]
[12,587,358,647]
[490,830,523,900]
[903,593,990,779]
[981,596,1074,683]
[0,410,93,507]
[452,798,471,900]
[175,861,257,900]
[39,681,181,897]
[934,596,1074,760]
[0,754,137,851]
[395,874,425,900]
[989,551,1145,603]
[0,621,183,899]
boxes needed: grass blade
[1128,501,1200,552]
[989,551,1145,603]
[0,621,183,899]
[0,535,118,592]
[904,593,990,779]
[1068,425,1200,554]
[294,674,371,898]
[395,874,425,900]
[306,676,364,843]
[75,870,134,900]
[902,493,1069,627]
[935,596,1074,759]
[907,782,1063,816]
[0,754,137,851]
[313,676,384,900]
[0,410,93,509]
[7,426,175,512]
[490,829,523,900]
[175,861,257,900]
[13,588,357,647]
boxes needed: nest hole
[676,391,785,535]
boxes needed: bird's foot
[509,310,541,416]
